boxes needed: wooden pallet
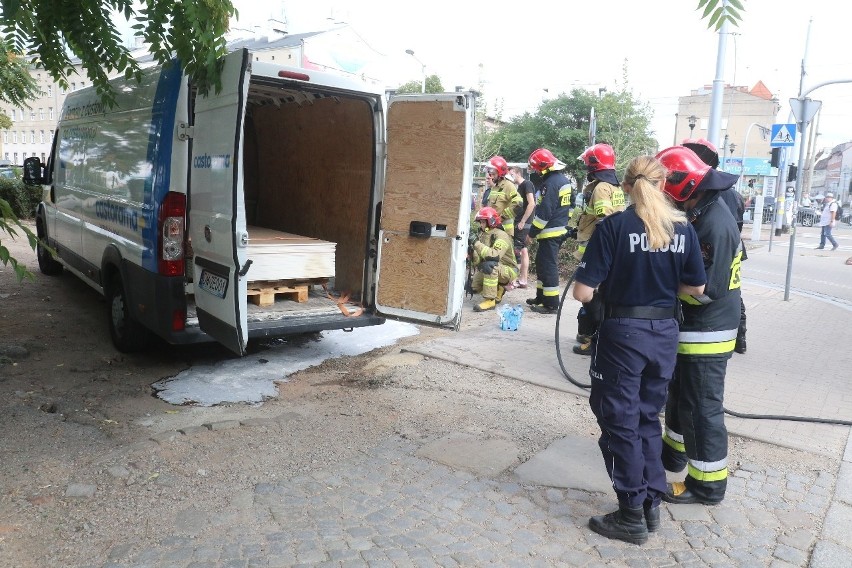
[247,284,309,306]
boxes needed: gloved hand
[478,260,498,274]
[473,241,484,254]
[567,227,578,239]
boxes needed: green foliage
[1,0,236,108]
[698,0,744,30]
[0,177,41,218]
[494,82,657,183]
[0,39,41,107]
[0,110,10,129]
[0,197,37,282]
[395,74,444,94]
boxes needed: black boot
[644,502,660,532]
[588,505,648,545]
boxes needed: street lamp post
[738,123,769,193]
[688,115,698,138]
[405,49,426,93]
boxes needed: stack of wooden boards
[245,226,336,306]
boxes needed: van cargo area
[201,79,381,334]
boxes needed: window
[30,110,35,120]
[49,107,54,120]
[47,85,52,97]
[71,82,76,91]
[40,130,45,143]
[12,132,17,143]
[39,108,44,120]
[49,130,54,140]
[30,130,35,143]
[2,132,6,143]
[41,153,46,161]
[13,152,18,163]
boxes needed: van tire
[107,274,150,352]
[36,224,63,276]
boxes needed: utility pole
[706,1,730,148]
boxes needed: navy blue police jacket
[574,206,706,309]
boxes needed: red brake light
[278,70,310,81]
[158,192,186,277]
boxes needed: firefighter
[682,138,748,354]
[573,143,626,355]
[657,145,743,506]
[471,206,518,312]
[524,148,572,314]
[483,156,523,236]
[573,155,706,544]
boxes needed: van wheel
[107,275,150,352]
[36,224,63,276]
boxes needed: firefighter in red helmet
[524,148,572,314]
[656,145,743,506]
[483,156,523,236]
[573,143,626,354]
[470,206,518,312]
[682,137,748,354]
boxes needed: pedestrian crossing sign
[770,123,796,147]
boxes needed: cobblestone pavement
[103,436,844,568]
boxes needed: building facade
[675,82,780,196]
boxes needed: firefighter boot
[644,501,660,532]
[576,334,591,344]
[663,481,722,506]
[588,505,648,545]
[474,298,496,312]
[572,341,593,356]
[495,285,505,304]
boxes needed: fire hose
[553,269,852,426]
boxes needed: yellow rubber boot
[496,285,505,303]
[474,298,497,312]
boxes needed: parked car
[0,167,17,179]
[797,205,820,227]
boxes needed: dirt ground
[0,222,827,567]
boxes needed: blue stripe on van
[141,61,182,272]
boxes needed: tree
[0,0,237,280]
[395,74,444,94]
[494,83,657,183]
[1,0,237,107]
[697,0,743,30]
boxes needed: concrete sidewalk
[404,279,852,565]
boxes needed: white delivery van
[24,49,475,355]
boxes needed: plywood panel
[383,100,466,236]
[376,234,450,315]
[249,96,374,293]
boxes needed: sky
[228,0,852,154]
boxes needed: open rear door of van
[375,93,475,329]
[189,49,251,355]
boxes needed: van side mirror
[23,156,45,185]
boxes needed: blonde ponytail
[622,156,687,249]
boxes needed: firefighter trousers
[589,317,679,508]
[662,354,730,503]
[472,264,516,300]
[533,237,565,309]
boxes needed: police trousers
[662,354,730,503]
[589,316,679,508]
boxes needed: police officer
[574,155,706,544]
[470,206,518,312]
[525,148,572,314]
[657,145,743,506]
[682,138,748,354]
[483,156,523,236]
[573,143,626,354]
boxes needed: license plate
[198,269,228,298]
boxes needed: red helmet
[485,156,509,177]
[681,138,720,168]
[475,206,501,228]
[578,143,616,172]
[528,148,565,173]
[656,146,711,202]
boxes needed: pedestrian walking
[573,155,706,545]
[656,145,743,506]
[816,192,839,250]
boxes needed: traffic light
[770,147,782,168]
[787,165,798,182]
